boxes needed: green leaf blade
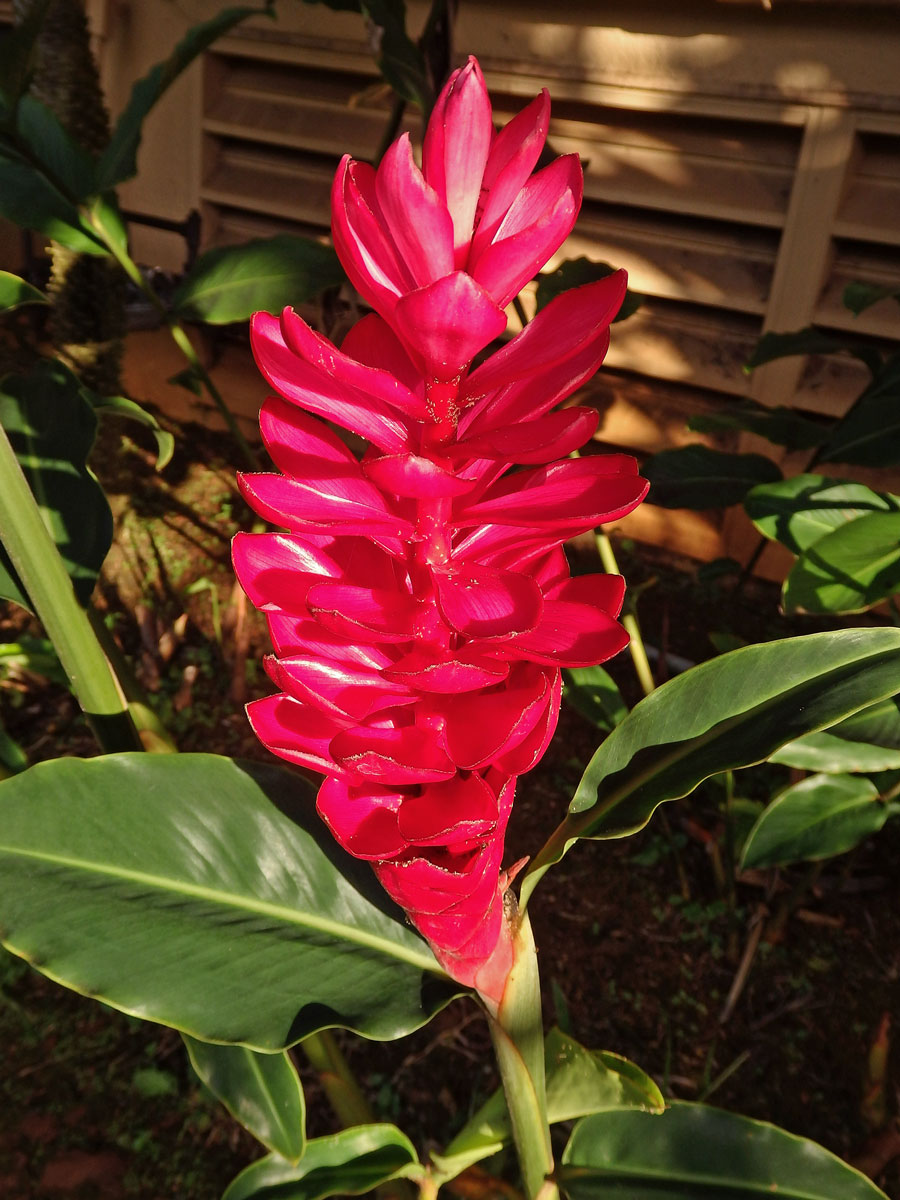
[741,773,888,869]
[171,236,345,325]
[185,1037,305,1162]
[570,629,900,841]
[222,1126,421,1200]
[560,1104,887,1199]
[772,698,900,773]
[745,475,899,557]
[0,271,47,312]
[0,754,454,1049]
[783,510,900,615]
[642,445,782,510]
[0,361,113,609]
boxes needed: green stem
[487,910,556,1200]
[595,528,654,698]
[298,1030,376,1128]
[0,422,140,753]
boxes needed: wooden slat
[570,206,776,315]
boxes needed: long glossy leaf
[521,630,900,902]
[642,445,781,509]
[0,753,454,1049]
[772,698,900,773]
[783,510,900,614]
[560,1104,887,1199]
[222,1126,422,1200]
[741,773,892,870]
[96,5,271,190]
[87,392,174,470]
[536,258,642,321]
[0,150,106,254]
[434,1028,663,1182]
[563,666,628,733]
[843,281,900,316]
[745,474,900,557]
[0,271,47,312]
[360,0,432,111]
[818,355,900,468]
[687,399,824,452]
[184,1036,305,1162]
[0,361,112,609]
[171,236,345,325]
[745,326,847,369]
[16,95,97,200]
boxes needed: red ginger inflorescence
[233,56,648,1005]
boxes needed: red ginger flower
[233,58,647,1005]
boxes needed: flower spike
[235,57,646,1004]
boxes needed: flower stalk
[486,909,556,1200]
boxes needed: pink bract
[234,57,647,1005]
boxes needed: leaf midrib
[569,647,900,838]
[0,841,438,973]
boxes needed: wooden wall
[6,1,900,572]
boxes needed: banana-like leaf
[745,474,900,557]
[87,392,174,470]
[521,630,900,904]
[772,697,900,773]
[433,1029,663,1182]
[642,445,781,510]
[560,1104,887,1199]
[0,270,47,312]
[222,1125,422,1200]
[171,236,345,325]
[0,148,107,254]
[563,666,628,733]
[96,4,272,190]
[0,360,112,610]
[818,354,900,468]
[0,753,455,1049]
[782,510,900,615]
[687,399,824,451]
[741,773,895,870]
[184,1036,305,1163]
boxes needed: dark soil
[1,415,899,1199]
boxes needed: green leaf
[782,510,900,614]
[521,630,900,899]
[535,258,642,321]
[96,5,272,190]
[0,753,455,1049]
[434,1029,663,1182]
[184,1037,305,1162]
[560,1103,887,1199]
[745,326,847,370]
[222,1126,422,1200]
[741,773,890,870]
[745,474,900,557]
[0,149,107,254]
[0,271,47,312]
[86,393,174,470]
[171,236,345,325]
[15,95,97,200]
[772,698,900,773]
[360,0,432,111]
[564,667,628,733]
[687,399,825,452]
[643,445,781,509]
[0,361,112,609]
[818,355,900,468]
[843,281,900,316]
[0,723,27,775]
